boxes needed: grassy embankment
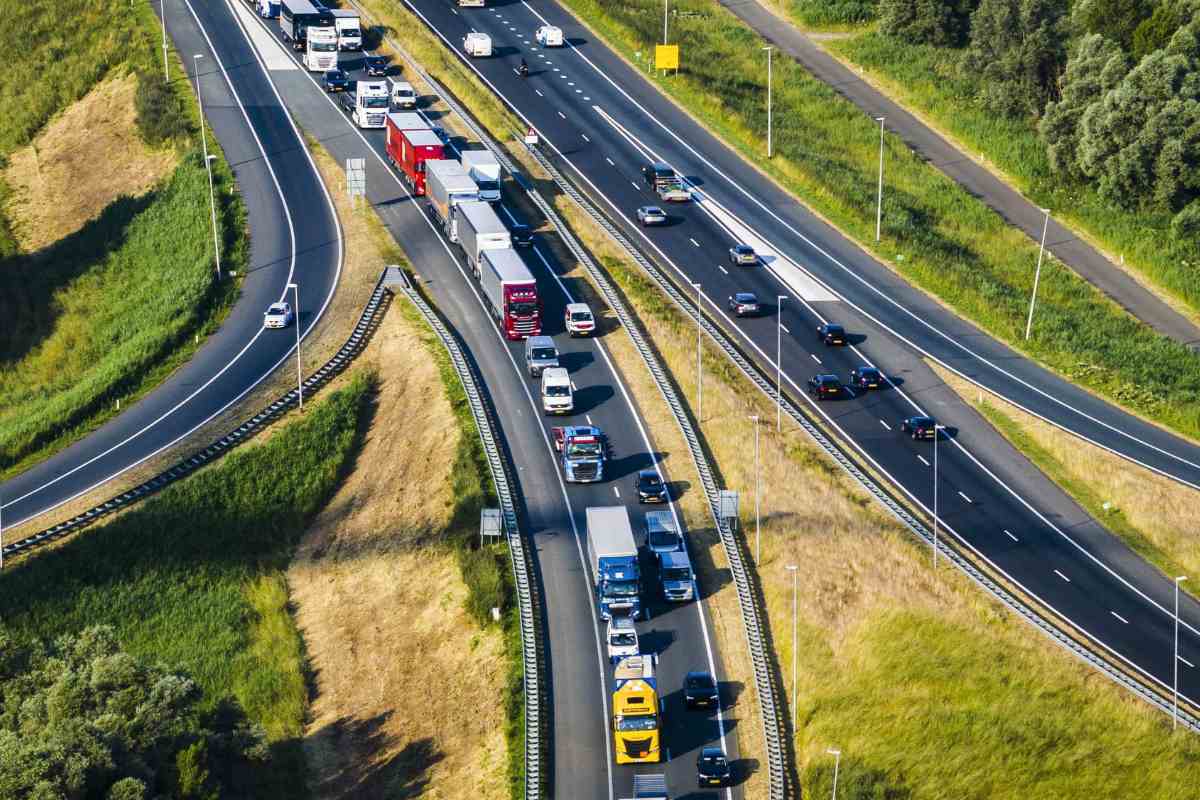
[549,0,1200,444]
[0,0,242,477]
[0,374,375,798]
[775,0,878,29]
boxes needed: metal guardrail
[384,266,544,800]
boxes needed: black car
[684,670,719,709]
[510,224,534,248]
[642,161,675,189]
[849,365,883,390]
[323,68,350,92]
[697,746,731,788]
[807,374,842,400]
[363,55,388,77]
[636,469,668,503]
[901,415,938,440]
[817,322,847,345]
[727,292,761,317]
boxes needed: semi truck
[280,0,331,50]
[426,159,479,242]
[256,0,280,18]
[459,150,503,203]
[455,200,510,274]
[385,116,443,196]
[612,655,661,764]
[553,425,605,483]
[586,507,641,620]
[340,80,389,128]
[329,8,362,50]
[304,25,338,71]
[480,248,541,339]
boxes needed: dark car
[849,365,883,390]
[363,55,388,77]
[510,223,534,248]
[684,670,719,709]
[635,469,668,503]
[323,68,350,92]
[727,292,761,317]
[697,746,731,788]
[901,415,938,440]
[642,161,676,189]
[807,374,842,400]
[817,322,847,346]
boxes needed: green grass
[0,374,374,797]
[829,31,1200,319]
[553,0,1200,443]
[777,0,878,28]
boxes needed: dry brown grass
[2,72,177,253]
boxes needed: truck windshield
[566,441,602,457]
[476,180,500,191]
[615,715,658,732]
[662,567,691,581]
[311,42,336,52]
[610,633,637,647]
[531,348,556,360]
[341,27,360,36]
[604,580,639,597]
[510,301,538,316]
[364,97,389,108]
[570,311,593,322]
[545,385,569,397]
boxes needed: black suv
[697,746,732,788]
[642,161,676,189]
[807,374,842,400]
[901,415,938,440]
[849,365,883,390]
[817,323,847,346]
[363,55,388,77]
[323,68,350,92]
[684,670,719,709]
[635,469,668,503]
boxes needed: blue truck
[586,506,642,620]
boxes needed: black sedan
[684,670,719,709]
[510,223,534,248]
[727,292,761,317]
[697,746,731,788]
[902,415,939,440]
[635,469,668,503]
[363,55,388,77]
[807,374,842,400]
[322,68,350,92]
[817,322,847,345]
[849,365,883,390]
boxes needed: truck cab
[330,9,362,50]
[341,80,389,128]
[304,26,338,72]
[460,150,503,203]
[540,367,573,415]
[612,655,661,764]
[554,425,605,483]
[642,161,676,191]
[524,335,559,377]
[658,550,695,602]
[463,31,492,57]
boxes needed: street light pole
[875,117,885,243]
[663,0,669,44]
[764,46,774,159]
[827,748,842,800]
[1025,208,1051,341]
[1176,575,1188,729]
[751,414,761,565]
[161,0,170,82]
[289,282,303,410]
[786,564,798,726]
[776,295,788,431]
[204,154,221,280]
[1,493,5,571]
[694,282,703,423]
[933,423,944,568]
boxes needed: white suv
[263,302,294,329]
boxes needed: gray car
[637,205,667,226]
[729,244,757,265]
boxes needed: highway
[211,1,749,796]
[396,0,1200,714]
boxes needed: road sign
[524,126,540,145]
[719,490,739,525]
[480,507,503,544]
[655,44,679,71]
[346,157,366,203]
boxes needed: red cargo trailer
[384,114,444,196]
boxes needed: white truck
[463,31,492,57]
[535,25,564,47]
[455,200,511,275]
[459,150,503,203]
[305,26,338,72]
[340,80,389,128]
[330,9,362,50]
[540,367,573,415]
[425,159,480,242]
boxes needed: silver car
[262,302,294,329]
[729,244,757,265]
[636,205,667,226]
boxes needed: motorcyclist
[518,58,529,77]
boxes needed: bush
[961,0,1068,119]
[1071,0,1152,50]
[1133,2,1184,59]
[790,0,880,25]
[135,70,192,146]
[879,0,976,46]
[1172,199,1200,242]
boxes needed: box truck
[480,248,541,339]
[385,115,443,196]
[455,200,510,274]
[460,149,503,203]
[586,507,641,620]
[426,159,479,241]
[329,8,362,50]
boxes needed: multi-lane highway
[396,0,1200,713]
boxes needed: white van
[463,31,492,57]
[540,367,573,415]
[389,78,417,109]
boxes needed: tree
[961,0,1069,119]
[1071,0,1152,50]
[1040,34,1129,179]
[1133,3,1184,60]
[878,0,977,46]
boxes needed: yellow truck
[611,655,661,764]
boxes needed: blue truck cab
[586,506,642,620]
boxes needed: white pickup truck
[535,25,563,47]
[463,31,492,57]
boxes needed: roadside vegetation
[551,0,1200,445]
[0,374,374,798]
[0,0,242,477]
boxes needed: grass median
[548,0,1200,444]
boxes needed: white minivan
[540,367,573,415]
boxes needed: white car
[637,205,667,226]
[606,616,639,664]
[564,302,595,336]
[463,31,492,57]
[535,25,564,47]
[263,302,294,329]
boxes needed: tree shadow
[305,711,444,799]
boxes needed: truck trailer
[280,0,331,50]
[340,80,389,128]
[455,200,510,274]
[586,507,641,620]
[425,159,479,241]
[480,248,541,339]
[459,149,503,203]
[385,115,443,195]
[329,8,362,50]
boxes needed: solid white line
[586,414,593,424]
[810,354,821,364]
[917,455,930,466]
[880,419,892,430]
[1004,529,1019,542]
[958,491,972,504]
[1055,570,1071,583]
[1112,611,1129,624]
[605,156,615,166]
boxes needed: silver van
[525,335,559,377]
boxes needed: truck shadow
[570,383,614,414]
[605,449,664,481]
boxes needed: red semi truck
[480,248,541,339]
[384,113,444,195]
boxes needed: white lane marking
[535,89,543,97]
[581,133,590,142]
[780,324,790,334]
[689,237,700,247]
[568,81,575,86]
[605,157,615,166]
[718,265,728,275]
[1181,656,1196,668]
[1112,611,1129,624]
[880,419,892,430]
[631,181,639,189]
[917,455,930,466]
[557,110,566,119]
[1004,529,1019,541]
[613,486,621,498]
[228,0,296,69]
[584,96,591,100]
[810,354,821,364]
[451,6,458,12]
[586,414,593,424]
[958,491,972,504]
[576,89,582,94]
[1055,570,1071,583]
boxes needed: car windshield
[510,301,537,315]
[532,348,556,360]
[397,89,415,97]
[639,474,661,487]
[566,441,602,457]
[570,311,592,321]
[735,245,753,254]
[826,325,845,334]
[341,27,360,36]
[367,58,383,68]
[647,207,663,215]
[268,305,286,314]
[662,567,691,581]
[364,97,389,108]
[604,580,639,597]
[611,633,637,647]
[649,531,678,549]
[735,294,757,303]
[327,71,344,79]
[545,385,569,397]
[688,674,715,690]
[476,180,500,191]
[615,715,658,732]
[700,755,728,770]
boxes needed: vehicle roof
[637,468,660,478]
[267,302,288,311]
[660,550,691,567]
[815,373,840,381]
[732,243,755,251]
[822,322,845,330]
[908,415,935,423]
[566,301,591,312]
[387,111,430,130]
[701,746,726,757]
[733,292,758,300]
[527,335,554,347]
[541,366,569,380]
[609,615,636,631]
[647,161,673,171]
[856,365,880,372]
[641,205,664,212]
[404,129,442,147]
[686,670,714,681]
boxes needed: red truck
[384,112,444,195]
[480,248,541,339]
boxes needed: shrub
[790,0,880,25]
[1133,2,1184,59]
[1071,0,1152,50]
[961,0,1068,119]
[879,0,976,46]
[134,70,192,146]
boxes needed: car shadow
[570,384,614,414]
[560,349,595,372]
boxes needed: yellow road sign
[655,44,679,71]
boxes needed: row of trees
[876,0,1200,235]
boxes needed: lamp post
[694,282,703,423]
[193,55,220,280]
[1025,208,1051,340]
[827,748,842,800]
[1176,575,1188,729]
[875,117,885,242]
[161,0,170,81]
[776,295,788,431]
[289,282,303,411]
[764,46,774,158]
[750,414,761,565]
[1,492,5,571]
[933,423,945,568]
[786,564,798,725]
[663,0,669,44]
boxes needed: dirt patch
[3,72,178,253]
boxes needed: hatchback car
[727,292,761,317]
[817,322,847,345]
[902,415,939,440]
[729,244,758,266]
[363,55,388,76]
[849,365,883,390]
[807,374,842,400]
[636,205,667,226]
[697,746,732,788]
[510,223,534,248]
[636,469,668,504]
[262,302,294,329]
[684,670,719,709]
[322,68,350,92]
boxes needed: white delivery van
[388,78,417,109]
[540,367,573,415]
[463,31,492,57]
[535,25,564,47]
